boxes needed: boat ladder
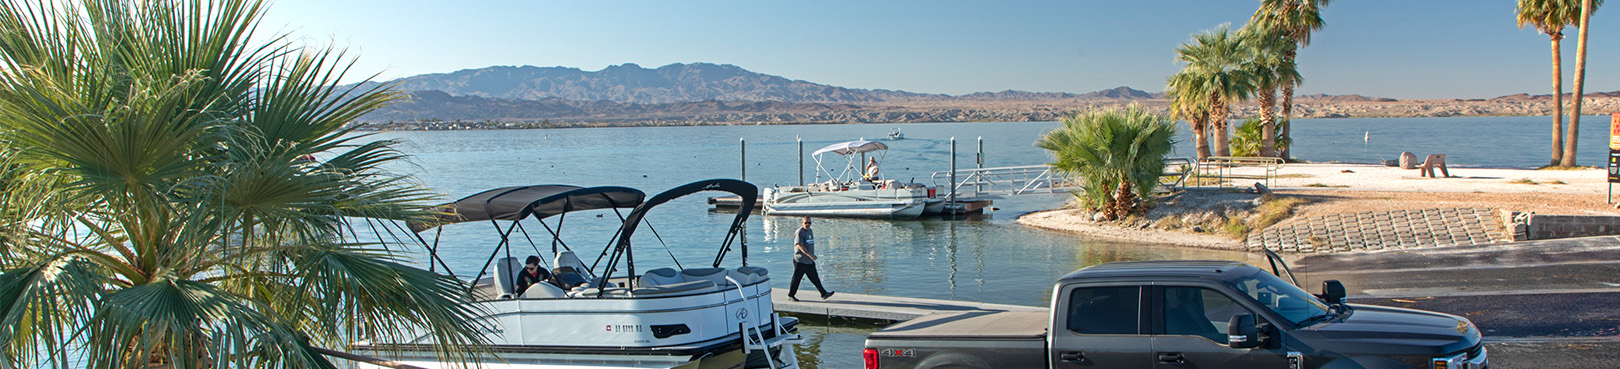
[728,276,793,369]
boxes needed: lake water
[369,115,1610,368]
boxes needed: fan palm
[1166,76,1213,159]
[1517,0,1601,166]
[1231,117,1293,157]
[1239,25,1301,158]
[1035,105,1176,220]
[1561,0,1601,167]
[1171,25,1253,158]
[1251,0,1331,160]
[0,1,488,368]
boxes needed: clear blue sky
[261,0,1614,100]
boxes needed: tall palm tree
[0,1,488,368]
[1240,25,1302,157]
[1036,105,1176,220]
[1562,0,1602,167]
[1171,26,1254,158]
[1166,83,1213,159]
[1252,0,1331,160]
[1517,0,1591,166]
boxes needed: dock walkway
[770,288,1045,322]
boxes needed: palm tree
[1240,25,1302,157]
[0,1,488,368]
[1171,26,1254,158]
[1561,0,1602,167]
[1517,0,1592,166]
[1036,105,1177,220]
[1166,84,1213,159]
[1251,0,1331,160]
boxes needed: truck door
[1050,285,1152,369]
[1150,286,1289,369]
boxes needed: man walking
[788,216,834,302]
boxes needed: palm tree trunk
[1550,34,1566,166]
[1211,102,1231,157]
[1193,115,1212,159]
[1279,49,1297,161]
[1259,87,1278,157]
[1560,0,1593,167]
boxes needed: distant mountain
[366,90,869,122]
[369,63,1169,105]
[1296,93,1397,102]
[953,86,1158,100]
[370,63,942,104]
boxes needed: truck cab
[865,256,1488,369]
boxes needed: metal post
[797,138,804,186]
[976,136,984,193]
[949,137,957,214]
[740,138,746,181]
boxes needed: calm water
[368,115,1607,368]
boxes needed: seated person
[863,157,881,182]
[515,256,553,296]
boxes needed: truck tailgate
[869,310,1048,340]
[865,311,1047,369]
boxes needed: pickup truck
[863,253,1487,369]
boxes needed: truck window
[1230,271,1331,326]
[1162,287,1248,344]
[1066,286,1140,335]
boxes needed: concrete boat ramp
[769,288,1045,322]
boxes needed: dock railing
[930,165,1076,200]
[930,158,1197,199]
[1193,156,1286,188]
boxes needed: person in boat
[515,255,553,295]
[863,157,881,183]
[787,216,834,302]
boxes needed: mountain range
[356,62,1620,127]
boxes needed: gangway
[930,165,1079,200]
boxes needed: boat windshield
[1229,270,1332,326]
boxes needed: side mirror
[1227,314,1264,349]
[1320,280,1346,305]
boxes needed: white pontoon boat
[353,179,800,369]
[762,140,942,219]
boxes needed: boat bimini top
[407,184,646,293]
[810,140,888,183]
[600,179,759,292]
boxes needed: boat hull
[354,268,799,369]
[762,186,933,219]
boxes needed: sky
[259,0,1616,100]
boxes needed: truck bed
[867,310,1048,340]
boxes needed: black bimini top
[1058,260,1257,283]
[407,185,646,233]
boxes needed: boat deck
[769,288,1045,322]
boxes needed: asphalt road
[1287,236,1620,338]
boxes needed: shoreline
[1014,163,1618,254]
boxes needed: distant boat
[887,128,904,140]
[763,140,942,219]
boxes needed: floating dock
[769,288,1045,322]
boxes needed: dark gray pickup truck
[863,256,1487,369]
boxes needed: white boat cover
[812,140,888,156]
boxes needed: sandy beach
[1017,163,1618,249]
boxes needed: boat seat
[521,281,569,299]
[641,268,684,287]
[555,251,592,280]
[569,287,632,298]
[733,266,769,285]
[492,257,523,298]
[632,280,718,296]
[679,267,736,288]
